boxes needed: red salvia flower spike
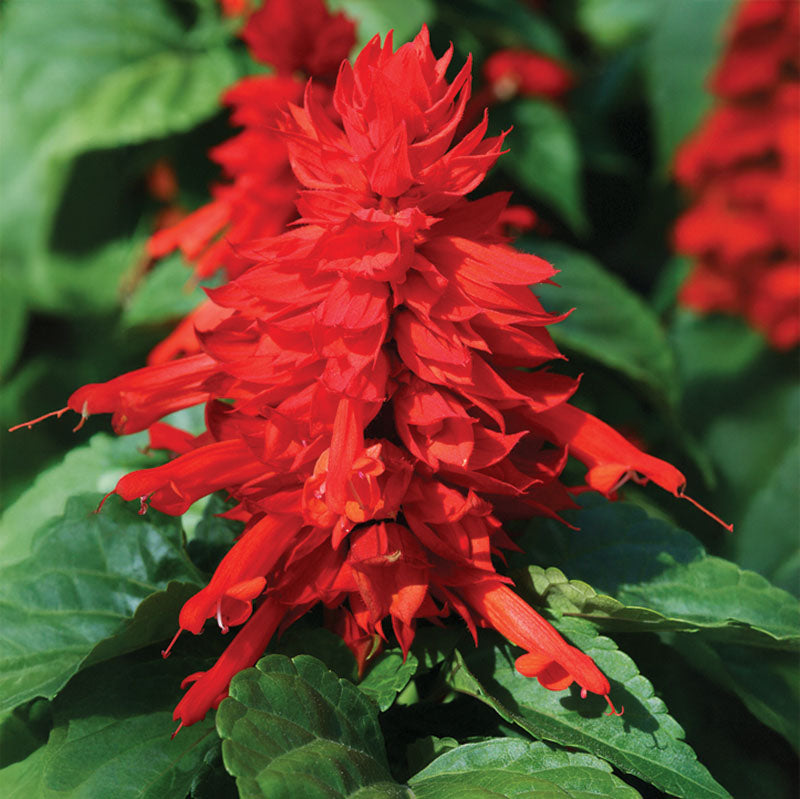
[31,25,730,730]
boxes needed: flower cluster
[674,0,800,349]
[145,0,356,363]
[37,25,721,732]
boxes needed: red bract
[674,0,800,349]
[41,27,716,728]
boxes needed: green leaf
[447,620,730,799]
[0,652,220,799]
[619,632,798,798]
[577,0,659,49]
[671,636,800,750]
[217,654,411,799]
[0,432,164,566]
[359,649,420,711]
[410,738,642,798]
[670,312,800,578]
[188,739,239,799]
[1,0,237,309]
[121,253,214,328]
[529,242,678,406]
[735,439,800,596]
[646,0,737,171]
[331,0,435,48]
[0,700,52,770]
[521,496,800,648]
[275,626,359,683]
[499,100,587,233]
[0,494,202,711]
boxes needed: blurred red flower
[674,0,800,349]
[483,49,572,101]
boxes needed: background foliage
[1,0,797,797]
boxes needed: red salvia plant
[145,0,356,364]
[674,0,800,350]
[17,26,729,734]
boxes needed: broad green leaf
[122,253,218,328]
[671,311,800,588]
[217,654,411,799]
[1,0,237,311]
[577,0,659,49]
[499,100,587,233]
[410,738,641,798]
[620,632,798,798]
[332,0,434,48]
[646,0,737,171]
[737,440,800,595]
[529,242,678,406]
[671,636,800,750]
[521,496,800,648]
[0,652,219,799]
[0,494,202,711]
[447,620,730,799]
[0,432,164,566]
[359,649,420,711]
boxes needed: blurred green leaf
[671,312,800,584]
[520,497,800,648]
[217,654,409,799]
[737,440,800,596]
[410,738,642,798]
[332,0,435,47]
[646,0,736,171]
[671,636,799,750]
[577,0,659,49]
[618,632,798,798]
[500,100,587,233]
[448,620,730,799]
[437,0,568,60]
[122,253,215,328]
[530,243,679,406]
[0,494,202,711]
[0,272,28,380]
[0,432,163,565]
[0,652,219,799]
[1,0,237,311]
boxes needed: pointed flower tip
[170,721,184,740]
[678,489,734,532]
[8,406,70,433]
[162,628,183,659]
[604,694,624,717]
[93,490,115,515]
